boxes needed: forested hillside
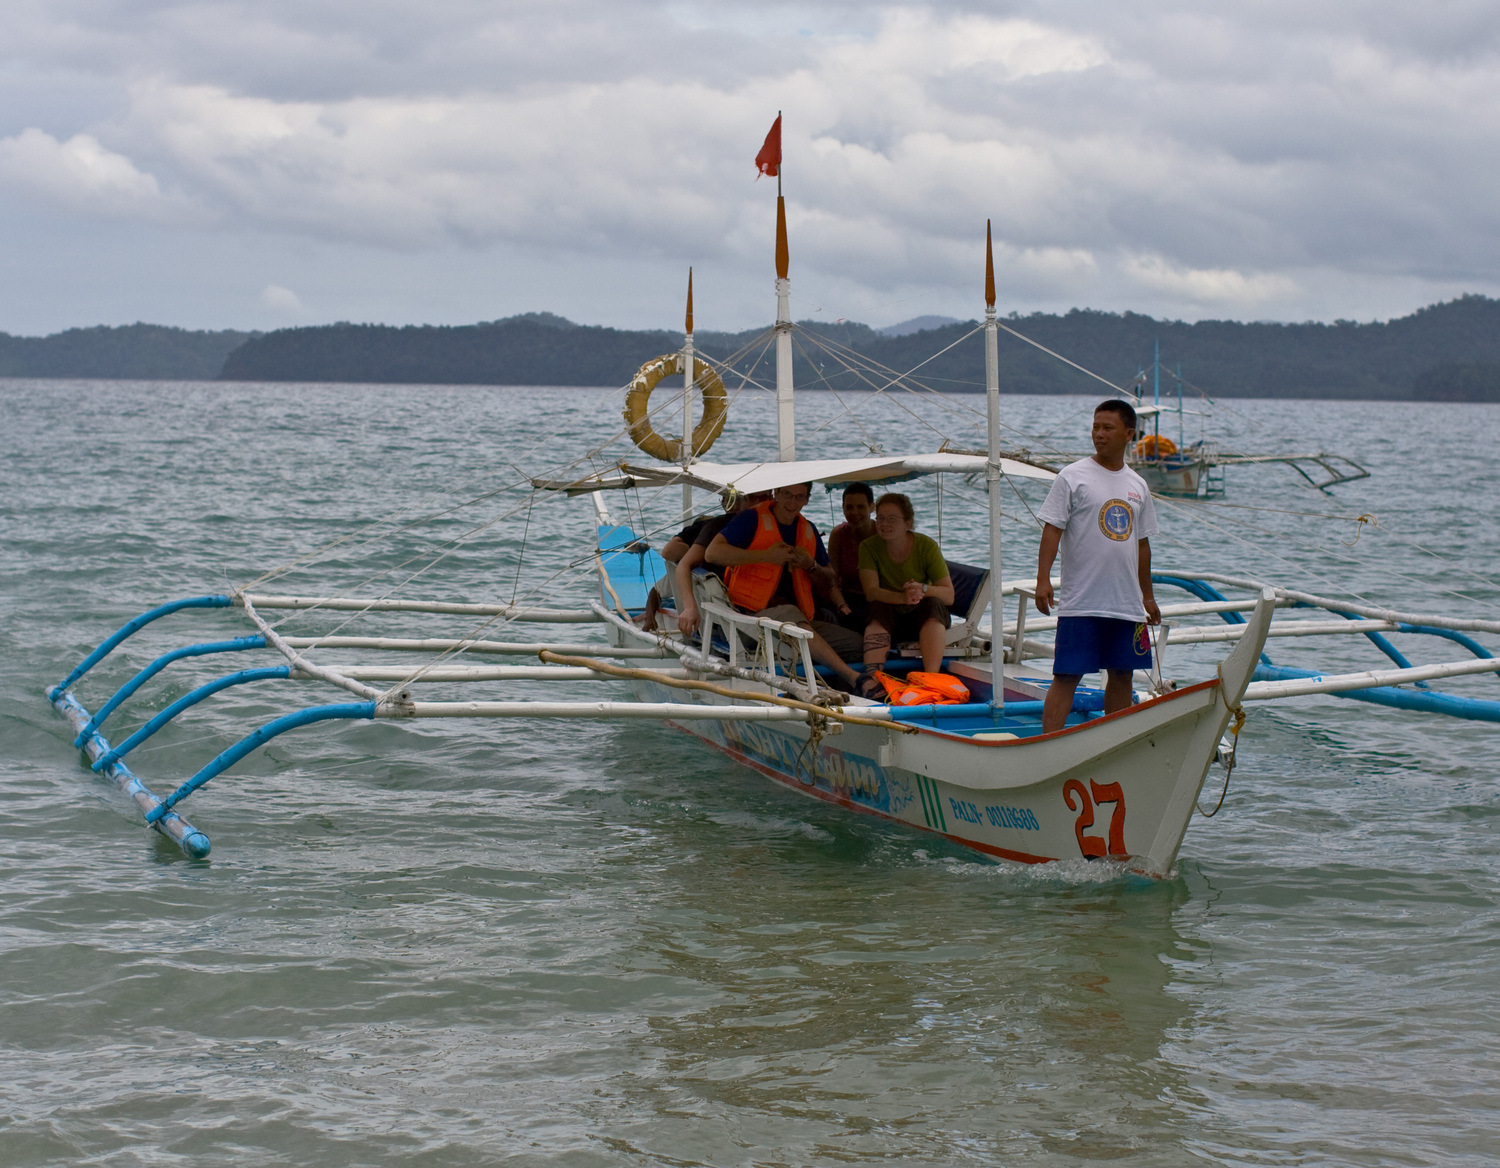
[6,298,1500,399]
[217,313,680,387]
[218,296,1500,400]
[0,324,255,379]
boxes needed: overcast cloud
[1,0,1497,334]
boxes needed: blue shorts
[1053,616,1152,677]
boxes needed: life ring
[1135,434,1178,458]
[622,353,728,462]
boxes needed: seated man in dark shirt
[642,505,720,632]
[669,490,770,635]
[704,482,864,689]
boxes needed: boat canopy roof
[535,453,1056,497]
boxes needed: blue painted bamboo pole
[887,692,1105,723]
[74,636,267,744]
[146,702,377,822]
[1250,664,1500,722]
[52,689,212,858]
[92,666,291,771]
[1397,625,1500,677]
[1328,609,1425,685]
[49,595,233,699]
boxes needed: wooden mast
[774,112,794,461]
[983,221,1005,712]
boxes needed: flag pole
[983,221,1005,715]
[772,112,794,461]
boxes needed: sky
[1,1,1497,336]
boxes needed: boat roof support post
[983,221,1005,715]
[682,267,695,524]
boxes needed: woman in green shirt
[857,493,956,686]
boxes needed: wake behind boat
[44,134,1500,875]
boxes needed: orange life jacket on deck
[725,500,818,619]
[875,670,971,707]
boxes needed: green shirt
[857,532,948,596]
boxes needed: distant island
[0,323,255,380]
[4,299,1500,401]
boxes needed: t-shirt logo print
[1098,499,1134,542]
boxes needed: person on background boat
[669,489,770,636]
[1034,398,1162,733]
[858,493,956,693]
[705,482,865,689]
[826,482,875,632]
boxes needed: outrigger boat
[45,178,1500,877]
[1020,342,1371,498]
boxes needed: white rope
[237,595,382,700]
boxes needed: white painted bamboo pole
[291,665,691,682]
[1170,573,1500,636]
[985,597,1286,635]
[1243,656,1500,700]
[279,636,671,658]
[382,701,837,722]
[240,594,602,622]
[1149,619,1401,646]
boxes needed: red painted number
[1063,779,1106,858]
[1062,778,1128,859]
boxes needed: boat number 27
[1062,779,1127,859]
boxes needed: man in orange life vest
[705,482,865,690]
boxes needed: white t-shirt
[1036,457,1159,620]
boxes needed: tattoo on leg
[864,630,891,652]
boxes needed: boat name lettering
[820,745,884,803]
[948,797,984,825]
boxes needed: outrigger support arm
[92,666,292,771]
[145,701,378,822]
[74,636,268,744]
[50,594,233,698]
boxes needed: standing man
[1034,399,1162,733]
[705,482,865,690]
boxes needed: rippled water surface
[2,379,1497,1166]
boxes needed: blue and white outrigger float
[46,213,1500,875]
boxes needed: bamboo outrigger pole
[983,221,1005,715]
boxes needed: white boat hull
[632,675,1231,876]
[614,589,1272,876]
[1135,456,1205,497]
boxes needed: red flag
[755,115,781,179]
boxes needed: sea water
[1,379,1497,1166]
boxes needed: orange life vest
[1135,434,1178,458]
[725,500,819,619]
[874,670,971,707]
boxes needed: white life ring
[622,353,728,462]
